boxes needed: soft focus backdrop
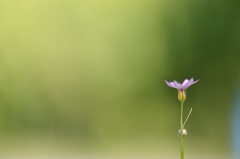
[0,0,240,158]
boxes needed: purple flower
[165,78,199,91]
[165,78,199,101]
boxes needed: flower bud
[178,90,186,101]
[178,129,187,137]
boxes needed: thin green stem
[180,101,184,159]
[183,108,193,128]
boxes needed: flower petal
[174,80,182,89]
[182,78,199,90]
[182,78,193,89]
[182,79,189,86]
[165,80,177,88]
[193,79,200,84]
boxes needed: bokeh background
[0,0,240,158]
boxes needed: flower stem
[180,101,184,159]
[183,108,192,128]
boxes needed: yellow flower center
[178,90,186,101]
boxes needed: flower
[165,78,199,101]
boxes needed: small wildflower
[165,78,199,101]
[165,77,199,159]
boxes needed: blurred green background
[0,0,240,158]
